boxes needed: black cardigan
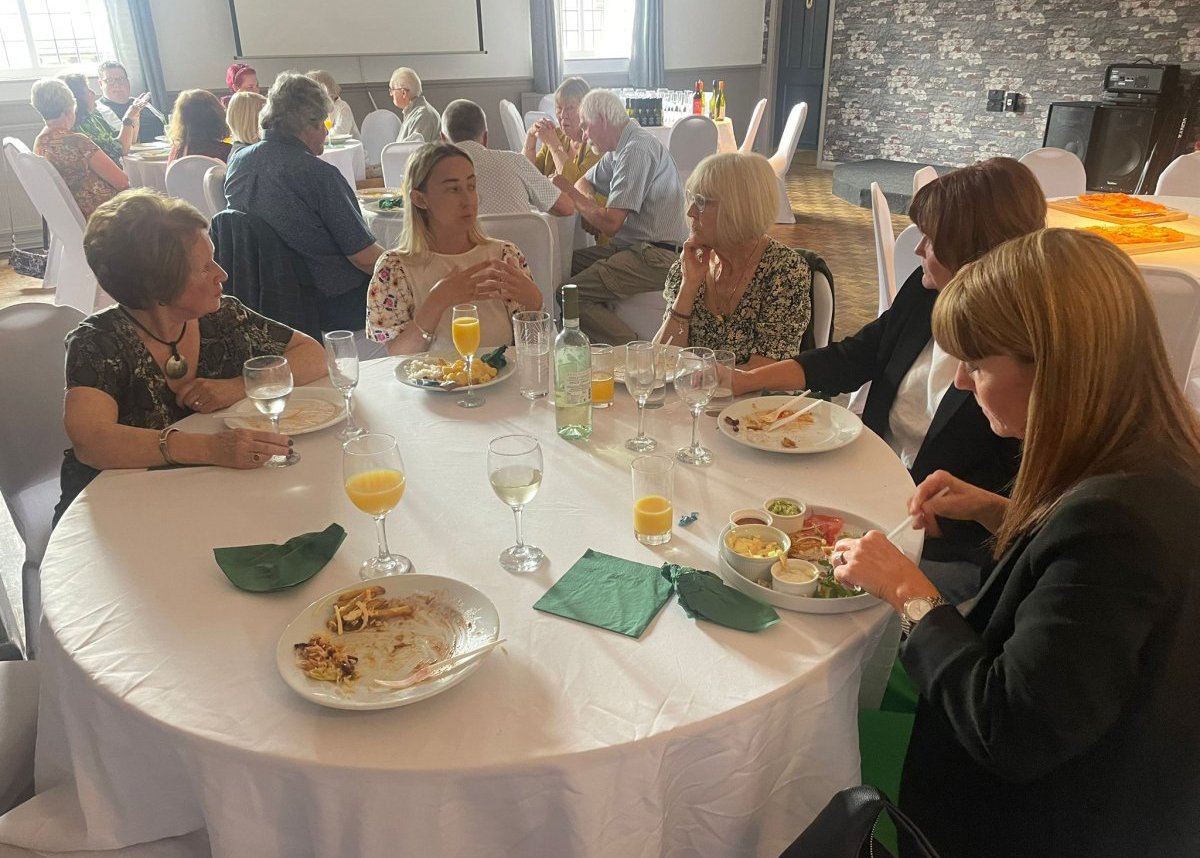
[795,268,1020,564]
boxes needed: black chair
[779,785,941,858]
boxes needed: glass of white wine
[343,433,413,579]
[243,355,300,467]
[624,341,658,452]
[452,303,484,409]
[323,330,365,442]
[487,434,546,573]
[673,346,718,465]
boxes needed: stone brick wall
[821,0,1200,166]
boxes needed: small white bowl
[770,559,819,596]
[763,497,807,533]
[720,524,791,579]
[729,508,773,528]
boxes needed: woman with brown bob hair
[56,189,325,521]
[167,88,232,162]
[736,157,1045,581]
[831,228,1200,857]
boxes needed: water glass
[631,455,673,545]
[590,343,614,409]
[487,434,546,572]
[643,343,671,409]
[624,341,658,452]
[323,330,365,442]
[452,303,483,408]
[712,349,736,407]
[343,433,413,578]
[243,355,300,467]
[674,347,718,465]
[513,310,552,400]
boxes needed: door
[774,0,830,150]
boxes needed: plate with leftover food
[395,349,513,392]
[717,395,862,454]
[223,387,345,434]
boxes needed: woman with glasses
[389,67,440,143]
[656,152,813,366]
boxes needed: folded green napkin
[481,345,508,370]
[661,564,780,632]
[214,523,346,592]
[534,549,673,638]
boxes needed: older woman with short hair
[59,72,143,164]
[389,67,439,143]
[31,77,128,219]
[656,152,813,365]
[167,88,232,162]
[307,69,358,136]
[225,90,266,156]
[524,76,598,184]
[57,189,325,521]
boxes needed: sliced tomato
[803,514,844,545]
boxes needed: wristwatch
[900,595,949,637]
[122,115,135,127]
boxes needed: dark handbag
[779,785,941,858]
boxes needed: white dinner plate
[329,133,353,144]
[222,387,345,434]
[129,141,169,152]
[357,187,404,200]
[395,355,515,392]
[130,150,169,162]
[715,509,881,614]
[611,343,684,384]
[717,395,863,454]
[361,197,404,214]
[276,574,501,710]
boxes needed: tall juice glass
[590,343,614,408]
[452,303,483,409]
[343,433,413,578]
[631,455,673,545]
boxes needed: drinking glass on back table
[513,310,552,400]
[674,347,718,465]
[243,355,300,467]
[323,330,365,442]
[624,341,658,452]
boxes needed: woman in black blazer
[833,229,1200,858]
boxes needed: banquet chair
[0,302,85,657]
[1155,152,1200,196]
[667,115,719,184]
[614,290,667,342]
[738,98,768,154]
[912,165,938,195]
[1018,147,1086,198]
[524,110,554,131]
[0,660,38,813]
[202,163,227,217]
[894,224,923,290]
[537,92,556,115]
[810,269,834,349]
[3,138,107,313]
[498,99,527,151]
[1139,266,1200,388]
[768,102,808,223]
[380,141,423,189]
[165,155,223,219]
[359,109,403,168]
[478,212,557,310]
[870,182,898,314]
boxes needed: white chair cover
[359,109,403,167]
[1018,147,1087,198]
[0,661,38,813]
[202,163,227,217]
[811,269,834,349]
[524,110,554,131]
[0,302,85,656]
[912,166,938,195]
[165,155,223,219]
[1139,266,1200,387]
[667,115,718,184]
[498,100,527,152]
[478,212,557,310]
[894,224,923,292]
[3,138,107,313]
[1155,152,1200,196]
[537,93,556,115]
[614,290,668,342]
[870,181,897,315]
[769,102,808,224]
[380,141,425,190]
[738,98,768,154]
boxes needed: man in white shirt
[440,99,574,218]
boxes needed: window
[559,0,634,61]
[0,0,114,75]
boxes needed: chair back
[1154,152,1200,196]
[0,661,39,811]
[524,110,554,131]
[1139,266,1200,387]
[870,181,897,314]
[380,141,424,189]
[893,224,923,294]
[165,155,223,218]
[359,109,403,166]
[498,99,527,151]
[537,93,556,115]
[203,163,227,216]
[667,115,718,183]
[810,268,834,349]
[1018,147,1086,198]
[768,102,809,176]
[738,98,768,154]
[912,165,938,195]
[478,212,557,309]
[614,291,667,342]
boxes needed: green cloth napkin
[481,345,508,370]
[214,523,346,592]
[534,549,673,638]
[661,564,780,632]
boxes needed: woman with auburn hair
[167,89,232,162]
[832,228,1200,858]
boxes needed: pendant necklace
[121,309,189,380]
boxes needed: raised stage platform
[831,158,953,215]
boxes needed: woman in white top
[306,70,358,137]
[366,143,543,355]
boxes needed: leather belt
[649,241,681,253]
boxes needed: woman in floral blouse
[367,143,543,355]
[59,72,144,166]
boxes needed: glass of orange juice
[452,303,484,409]
[590,343,614,408]
[631,455,673,545]
[324,118,333,131]
[343,433,413,578]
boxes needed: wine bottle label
[559,370,591,405]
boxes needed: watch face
[906,598,933,623]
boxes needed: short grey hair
[31,78,76,121]
[305,69,340,99]
[260,72,332,138]
[554,76,590,108]
[441,99,486,143]
[579,89,629,129]
[389,67,422,96]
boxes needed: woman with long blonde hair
[833,228,1200,857]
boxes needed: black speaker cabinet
[1044,102,1101,163]
[1043,101,1170,193]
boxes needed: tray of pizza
[1048,193,1190,225]
[1078,223,1200,255]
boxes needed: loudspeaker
[1086,105,1159,193]
[1044,102,1101,163]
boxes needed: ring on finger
[252,453,262,463]
[833,551,846,567]
[193,398,202,408]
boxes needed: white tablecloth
[647,117,738,154]
[0,361,921,858]
[124,152,169,193]
[362,204,404,250]
[319,140,366,190]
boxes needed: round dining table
[647,116,738,154]
[0,359,920,858]
[319,139,366,190]
[124,147,171,193]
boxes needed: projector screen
[229,0,484,59]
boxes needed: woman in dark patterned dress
[56,189,326,521]
[656,152,813,366]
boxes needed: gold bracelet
[158,426,180,465]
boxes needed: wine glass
[487,435,546,573]
[624,341,658,452]
[452,303,484,409]
[673,346,718,465]
[243,355,300,467]
[323,330,365,442]
[343,433,413,579]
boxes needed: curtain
[629,0,665,89]
[530,0,562,95]
[122,0,169,109]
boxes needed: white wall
[664,0,763,69]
